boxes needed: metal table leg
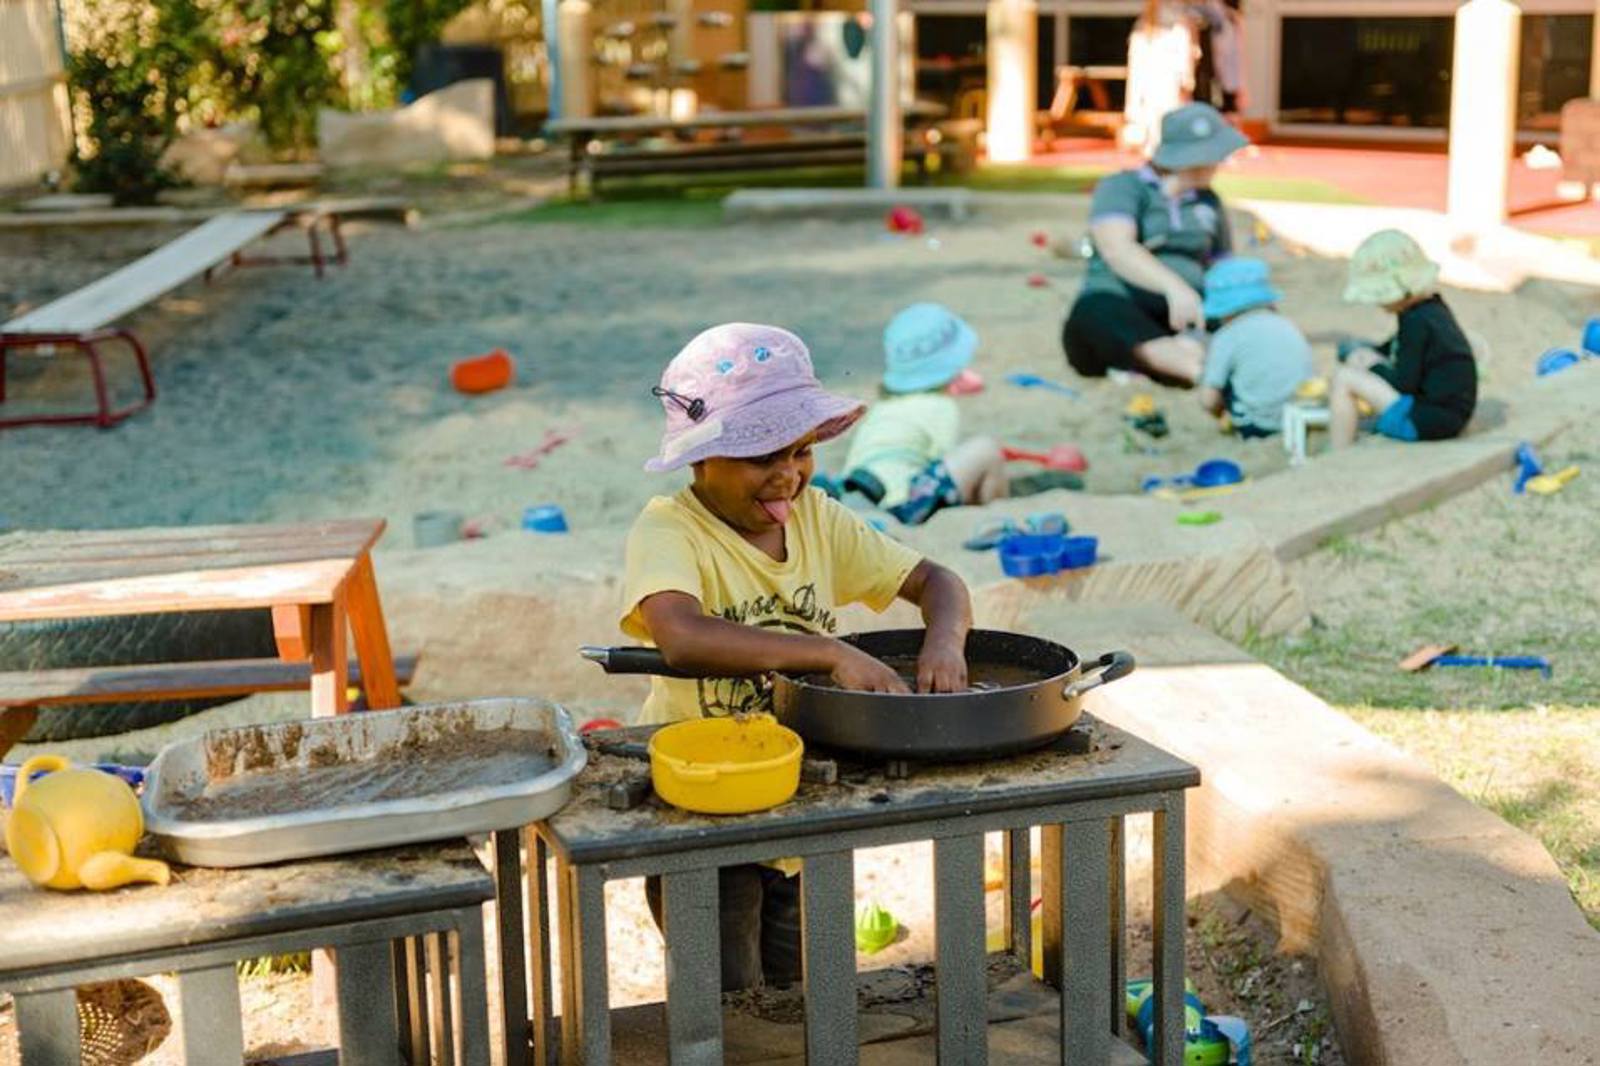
[336,940,402,1066]
[178,964,245,1065]
[933,834,987,1065]
[1002,828,1033,967]
[13,988,78,1062]
[1152,793,1187,1066]
[453,908,493,1066]
[801,851,858,1065]
[526,830,556,1065]
[493,829,531,1066]
[1061,820,1112,1064]
[557,860,611,1065]
[661,868,722,1065]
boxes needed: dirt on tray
[177,726,558,822]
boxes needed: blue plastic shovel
[1004,372,1081,399]
[1434,654,1552,678]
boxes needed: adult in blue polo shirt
[1062,103,1247,386]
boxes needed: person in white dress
[1122,0,1198,153]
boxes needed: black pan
[578,628,1133,759]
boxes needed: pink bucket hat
[646,323,865,472]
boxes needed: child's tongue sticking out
[758,497,792,524]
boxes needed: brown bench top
[547,100,945,137]
[0,519,385,620]
[0,652,419,708]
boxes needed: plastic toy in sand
[854,901,900,954]
[1030,231,1049,248]
[1526,464,1579,496]
[505,427,574,470]
[1124,393,1170,438]
[1536,347,1584,377]
[885,206,924,235]
[1002,443,1088,473]
[1583,314,1600,355]
[1125,979,1253,1066]
[997,532,1097,577]
[1512,441,1543,493]
[1004,372,1081,399]
[522,504,569,533]
[1143,458,1244,498]
[1026,272,1050,288]
[1177,510,1222,525]
[450,348,516,394]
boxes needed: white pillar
[1239,0,1277,131]
[868,0,902,188]
[1447,0,1520,231]
[1590,0,1600,98]
[985,0,1036,163]
[557,0,594,119]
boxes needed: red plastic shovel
[1002,444,1088,473]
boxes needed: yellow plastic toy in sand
[1526,465,1579,496]
[648,715,803,814]
[4,755,169,891]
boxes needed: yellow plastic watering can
[4,755,169,891]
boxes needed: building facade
[908,0,1596,141]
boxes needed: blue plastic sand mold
[998,533,1097,577]
[1513,442,1543,494]
[1142,458,1243,494]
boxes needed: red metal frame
[5,209,351,431]
[203,212,348,282]
[0,328,157,430]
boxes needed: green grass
[494,158,1364,228]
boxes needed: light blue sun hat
[882,302,978,394]
[1201,256,1282,321]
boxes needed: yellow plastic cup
[648,715,802,815]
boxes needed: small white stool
[1282,402,1330,464]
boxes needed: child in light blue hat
[840,303,1009,525]
[1195,257,1313,437]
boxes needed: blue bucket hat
[1202,257,1282,321]
[882,303,977,393]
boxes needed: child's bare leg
[945,436,1009,504]
[1132,334,1205,386]
[1329,364,1401,448]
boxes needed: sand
[1,204,1587,543]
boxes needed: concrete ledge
[1055,608,1600,1066]
[723,187,974,222]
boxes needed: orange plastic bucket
[451,349,515,394]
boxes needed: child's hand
[830,642,912,694]
[915,634,969,693]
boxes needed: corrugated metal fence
[0,0,70,188]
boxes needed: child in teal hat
[1195,256,1313,437]
[840,303,1008,525]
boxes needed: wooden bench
[547,103,947,198]
[0,200,409,430]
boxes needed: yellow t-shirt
[620,485,923,725]
[841,393,962,507]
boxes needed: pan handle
[1061,651,1136,701]
[579,645,703,678]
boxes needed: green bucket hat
[1343,228,1440,305]
[1151,103,1249,171]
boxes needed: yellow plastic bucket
[648,715,803,815]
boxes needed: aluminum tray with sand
[142,698,586,867]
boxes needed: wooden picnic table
[0,518,400,720]
[545,100,946,138]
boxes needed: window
[1278,17,1454,128]
[1518,14,1593,132]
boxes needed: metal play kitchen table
[521,715,1198,1065]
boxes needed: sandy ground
[2,203,1592,542]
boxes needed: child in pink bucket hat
[620,322,974,991]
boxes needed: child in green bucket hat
[1329,229,1477,448]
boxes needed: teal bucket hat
[1151,103,1248,171]
[1202,256,1281,320]
[882,303,977,393]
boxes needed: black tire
[2,611,277,743]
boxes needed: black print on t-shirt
[698,583,836,716]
